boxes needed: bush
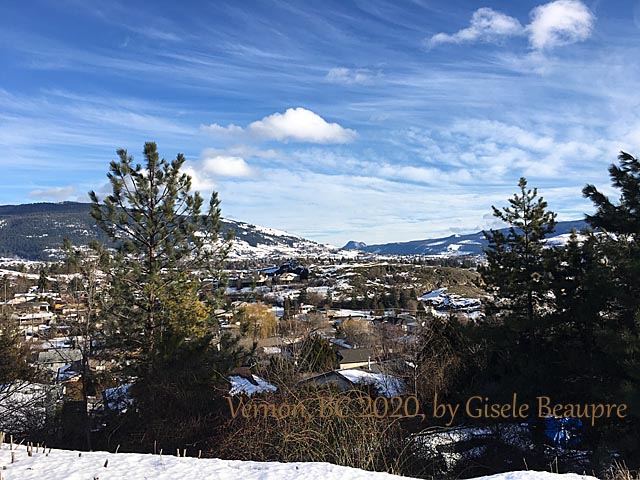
[212,385,407,474]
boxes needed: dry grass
[606,461,640,480]
[212,385,408,474]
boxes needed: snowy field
[0,444,599,480]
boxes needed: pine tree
[0,313,34,383]
[89,142,232,363]
[298,286,308,305]
[476,178,558,401]
[89,142,243,449]
[481,177,557,326]
[583,151,640,322]
[283,297,292,320]
[298,335,338,372]
[584,151,640,238]
[582,152,640,434]
[37,267,48,293]
[542,231,618,401]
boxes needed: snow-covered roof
[337,369,403,398]
[228,375,277,397]
[103,384,133,412]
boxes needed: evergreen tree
[89,142,243,449]
[283,297,292,320]
[89,142,232,363]
[477,178,558,401]
[481,177,557,327]
[582,152,640,449]
[298,335,338,372]
[583,151,640,322]
[325,289,333,308]
[0,313,34,383]
[298,286,308,305]
[542,231,617,401]
[37,267,48,293]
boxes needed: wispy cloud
[29,186,78,201]
[203,108,357,144]
[325,67,378,85]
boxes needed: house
[337,368,404,398]
[254,336,288,357]
[264,259,309,280]
[36,349,83,376]
[336,348,376,370]
[228,273,268,289]
[278,272,299,284]
[300,304,315,314]
[214,308,234,322]
[327,309,370,320]
[297,370,355,392]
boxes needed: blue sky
[1,0,640,246]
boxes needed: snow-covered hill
[0,202,590,261]
[343,220,587,257]
[0,444,599,480]
[223,218,341,260]
[0,202,345,261]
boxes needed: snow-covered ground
[419,287,482,310]
[0,444,598,480]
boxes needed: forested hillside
[0,202,109,259]
[0,202,336,260]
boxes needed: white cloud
[180,150,259,196]
[449,119,555,152]
[528,0,595,50]
[426,8,524,48]
[325,67,375,85]
[203,123,243,135]
[29,186,77,201]
[182,165,217,193]
[377,164,475,185]
[427,1,594,51]
[249,108,356,143]
[203,108,356,144]
[203,155,254,177]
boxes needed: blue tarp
[544,416,583,448]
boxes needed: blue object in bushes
[544,416,583,448]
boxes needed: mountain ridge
[0,202,590,260]
[0,202,337,261]
[342,219,589,256]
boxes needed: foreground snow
[0,444,598,480]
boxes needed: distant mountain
[342,241,367,250]
[0,202,591,261]
[342,220,589,257]
[0,202,339,261]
